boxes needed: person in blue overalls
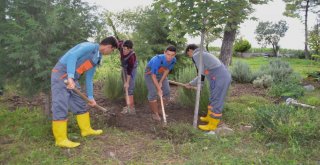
[118,40,138,115]
[185,44,231,131]
[145,46,177,121]
[51,36,118,148]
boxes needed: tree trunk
[220,22,237,67]
[43,93,51,120]
[205,43,209,52]
[304,0,310,59]
[193,29,205,128]
[272,44,277,57]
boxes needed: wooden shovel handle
[64,80,108,112]
[159,95,167,125]
[168,80,197,90]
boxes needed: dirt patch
[0,82,269,134]
[302,77,320,89]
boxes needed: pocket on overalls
[210,76,216,89]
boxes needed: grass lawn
[233,57,320,77]
[1,93,319,164]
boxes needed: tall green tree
[255,20,289,57]
[283,0,320,59]
[219,0,270,66]
[308,21,320,54]
[0,0,100,114]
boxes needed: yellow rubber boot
[52,120,80,148]
[76,112,103,137]
[198,117,220,131]
[200,109,212,123]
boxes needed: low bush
[175,66,210,115]
[253,104,320,145]
[231,61,253,83]
[268,81,304,98]
[253,75,273,88]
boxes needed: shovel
[64,80,108,113]
[168,80,197,90]
[121,68,131,113]
[159,95,167,126]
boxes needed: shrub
[311,54,320,61]
[175,66,210,115]
[254,60,295,83]
[267,60,293,83]
[253,104,320,145]
[307,71,320,81]
[103,68,123,100]
[253,75,273,88]
[231,61,253,83]
[268,80,304,98]
[133,61,148,104]
[233,38,251,53]
[101,57,148,103]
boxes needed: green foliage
[307,71,320,81]
[153,0,225,42]
[283,0,320,59]
[233,38,251,53]
[0,0,100,96]
[308,24,320,55]
[224,95,270,126]
[100,56,148,104]
[105,7,183,60]
[268,81,304,98]
[255,60,294,83]
[102,68,123,100]
[305,96,320,106]
[175,67,209,114]
[133,61,148,104]
[255,20,289,56]
[231,61,253,83]
[253,75,273,88]
[253,104,320,145]
[311,54,320,61]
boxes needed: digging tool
[159,95,167,125]
[168,80,197,90]
[286,98,316,109]
[121,68,131,113]
[64,80,108,113]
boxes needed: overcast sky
[84,0,318,50]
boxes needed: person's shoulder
[79,42,97,48]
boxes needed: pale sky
[84,0,318,49]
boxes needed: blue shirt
[147,54,176,75]
[59,42,101,99]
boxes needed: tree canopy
[0,0,100,96]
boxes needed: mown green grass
[233,57,320,77]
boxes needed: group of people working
[50,36,231,148]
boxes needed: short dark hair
[123,40,133,49]
[165,45,176,52]
[185,44,198,54]
[100,36,118,48]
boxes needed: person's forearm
[159,69,169,84]
[151,74,161,90]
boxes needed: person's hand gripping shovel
[64,79,113,116]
